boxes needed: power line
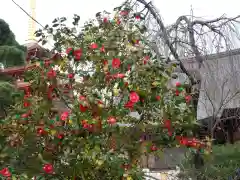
[11,0,55,48]
[11,0,44,28]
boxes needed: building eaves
[170,48,240,64]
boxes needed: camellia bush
[0,4,208,180]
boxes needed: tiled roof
[23,41,45,51]
[179,48,240,63]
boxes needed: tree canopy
[0,19,26,67]
[0,19,26,117]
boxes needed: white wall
[182,51,240,120]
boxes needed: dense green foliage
[0,19,26,118]
[0,79,16,118]
[179,143,240,180]
[0,19,26,67]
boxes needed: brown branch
[136,0,196,85]
[174,16,205,68]
[196,15,240,26]
[164,14,240,67]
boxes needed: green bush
[179,143,240,180]
[0,19,26,67]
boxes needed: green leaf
[52,23,59,27]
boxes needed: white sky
[1,0,240,44]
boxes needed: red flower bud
[66,48,73,54]
[0,168,11,177]
[68,73,74,79]
[37,127,46,135]
[43,164,54,174]
[156,95,161,101]
[151,144,157,151]
[90,43,98,49]
[103,18,108,23]
[107,117,116,125]
[129,91,139,103]
[185,95,192,103]
[175,82,181,87]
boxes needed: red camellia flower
[112,58,121,68]
[188,138,198,147]
[23,101,30,107]
[112,73,125,79]
[90,43,98,49]
[47,68,56,78]
[83,123,89,129]
[43,163,54,174]
[98,100,103,105]
[24,86,31,95]
[164,119,172,136]
[179,137,188,146]
[164,119,171,129]
[79,95,86,101]
[61,111,69,121]
[175,82,181,87]
[124,101,134,110]
[175,90,180,96]
[168,130,172,136]
[80,104,88,112]
[81,120,88,125]
[120,10,129,16]
[44,59,51,67]
[73,48,82,60]
[21,113,29,118]
[0,168,11,177]
[103,60,108,65]
[100,45,105,53]
[151,144,157,151]
[107,117,116,125]
[103,18,108,23]
[81,120,90,129]
[135,15,141,20]
[156,95,161,101]
[66,47,73,54]
[37,127,45,136]
[143,56,150,65]
[177,136,200,147]
[87,124,94,132]
[68,73,74,79]
[129,91,139,103]
[47,85,56,100]
[57,133,64,139]
[185,95,192,103]
[135,40,140,44]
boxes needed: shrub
[178,143,240,180]
[0,4,201,179]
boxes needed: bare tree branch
[136,0,196,85]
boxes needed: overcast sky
[1,0,240,44]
